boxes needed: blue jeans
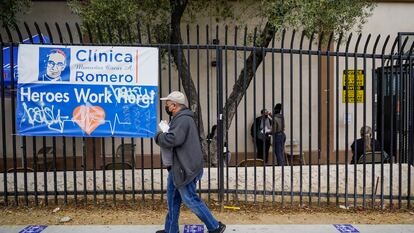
[165,170,219,233]
[274,132,286,166]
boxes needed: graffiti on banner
[17,44,158,137]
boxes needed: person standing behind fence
[155,91,226,233]
[272,103,286,166]
[250,109,272,163]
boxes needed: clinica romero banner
[16,44,158,137]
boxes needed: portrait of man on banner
[38,47,71,82]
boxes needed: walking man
[155,91,226,233]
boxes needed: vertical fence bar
[167,43,172,202]
[298,32,305,207]
[317,33,324,206]
[206,25,211,203]
[72,137,77,205]
[243,26,248,203]
[140,137,144,202]
[308,32,314,206]
[121,138,126,203]
[148,26,155,203]
[157,41,162,203]
[26,23,38,206]
[216,29,224,207]
[326,32,334,206]
[106,23,117,204]
[261,37,266,204]
[344,33,353,208]
[4,25,18,206]
[405,40,412,206]
[353,34,362,208]
[95,23,107,204]
[14,23,30,206]
[270,29,276,206]
[224,25,230,204]
[289,30,296,207]
[131,137,136,203]
[53,22,69,206]
[280,29,286,207]
[125,22,136,204]
[380,35,391,209]
[335,33,343,207]
[0,28,7,207]
[42,134,47,206]
[196,25,202,197]
[371,35,381,209]
[389,37,398,208]
[397,34,404,209]
[234,25,239,204]
[93,137,97,205]
[113,137,117,203]
[215,25,221,203]
[362,34,372,208]
[252,27,257,204]
[116,25,127,204]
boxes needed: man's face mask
[165,104,174,116]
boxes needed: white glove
[159,120,170,133]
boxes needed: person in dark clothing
[250,109,272,163]
[155,91,226,233]
[350,126,381,164]
[272,103,286,166]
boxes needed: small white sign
[344,113,353,124]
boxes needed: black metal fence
[0,22,413,209]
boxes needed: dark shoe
[209,222,226,233]
[155,230,166,233]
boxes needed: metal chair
[357,151,390,164]
[105,143,136,170]
[35,146,54,171]
[105,162,133,170]
[7,167,34,173]
[238,158,264,167]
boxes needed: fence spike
[44,22,53,44]
[4,24,13,43]
[363,34,372,54]
[354,33,362,53]
[66,22,74,44]
[372,35,381,54]
[33,22,44,44]
[23,22,33,44]
[336,33,343,52]
[55,23,63,44]
[12,22,23,43]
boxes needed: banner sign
[17,44,158,137]
[342,70,364,103]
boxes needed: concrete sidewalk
[1,225,413,233]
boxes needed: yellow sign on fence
[342,70,364,103]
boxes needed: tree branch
[169,0,211,164]
[222,22,275,132]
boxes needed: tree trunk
[212,23,275,165]
[222,23,275,133]
[169,0,213,165]
[169,1,275,165]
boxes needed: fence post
[216,44,225,208]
